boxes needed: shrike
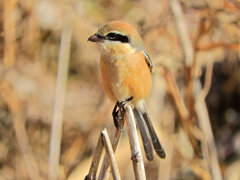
[88,21,165,160]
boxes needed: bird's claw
[112,96,133,131]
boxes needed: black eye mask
[106,32,129,43]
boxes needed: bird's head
[88,21,144,56]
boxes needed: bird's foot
[112,96,133,131]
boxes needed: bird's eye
[106,32,129,43]
[106,33,116,40]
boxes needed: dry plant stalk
[169,0,222,179]
[101,129,121,180]
[48,23,72,180]
[98,103,146,180]
[124,103,146,180]
[195,61,222,180]
[154,68,211,179]
[3,0,16,67]
[157,67,188,121]
[0,82,41,180]
[85,131,104,180]
[85,128,121,180]
[98,117,124,180]
[156,66,197,153]
[169,0,194,67]
[170,0,200,155]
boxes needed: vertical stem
[48,23,72,180]
[98,119,124,180]
[0,82,41,180]
[170,0,194,67]
[3,0,17,67]
[169,0,222,179]
[125,104,146,180]
[85,132,104,180]
[195,61,222,180]
[102,129,121,180]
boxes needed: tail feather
[142,112,166,159]
[135,100,166,159]
[134,109,153,161]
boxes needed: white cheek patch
[100,40,113,51]
[100,40,136,55]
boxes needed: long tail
[142,110,166,158]
[135,101,166,159]
[134,109,153,161]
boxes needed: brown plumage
[100,51,151,103]
[88,21,165,160]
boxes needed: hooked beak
[88,34,104,42]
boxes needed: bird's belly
[111,80,130,102]
[100,53,151,103]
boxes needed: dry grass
[0,0,240,179]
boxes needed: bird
[88,21,165,160]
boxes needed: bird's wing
[142,51,153,73]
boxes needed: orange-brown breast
[100,51,152,104]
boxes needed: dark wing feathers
[143,51,153,73]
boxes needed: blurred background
[0,0,240,179]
